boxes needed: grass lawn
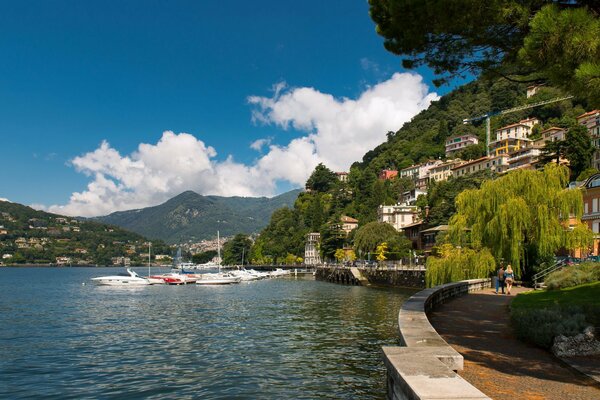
[512,281,600,310]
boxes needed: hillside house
[335,172,349,182]
[429,159,464,182]
[451,155,509,177]
[445,134,479,156]
[379,169,398,180]
[489,118,539,156]
[340,216,358,234]
[377,204,420,231]
[56,256,72,265]
[581,173,600,256]
[577,110,600,169]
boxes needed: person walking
[504,265,515,295]
[496,264,505,294]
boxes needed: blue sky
[0,1,469,216]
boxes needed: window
[594,198,598,213]
[584,203,588,214]
[594,222,600,233]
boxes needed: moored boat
[91,268,152,286]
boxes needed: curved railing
[382,278,491,400]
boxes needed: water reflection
[0,267,415,399]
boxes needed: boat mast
[148,242,151,277]
[217,231,221,273]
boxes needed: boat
[91,268,152,286]
[196,231,240,285]
[195,272,241,285]
[148,248,200,285]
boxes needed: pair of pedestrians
[495,264,515,294]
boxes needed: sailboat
[196,231,241,285]
[149,247,198,285]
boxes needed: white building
[378,204,420,231]
[304,232,321,265]
[445,134,479,156]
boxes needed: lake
[0,267,416,399]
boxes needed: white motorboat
[196,272,241,285]
[91,268,152,286]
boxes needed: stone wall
[314,266,425,288]
[383,279,492,400]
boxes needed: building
[399,164,420,180]
[403,221,424,250]
[428,159,464,182]
[541,127,567,143]
[335,172,349,182]
[304,232,321,265]
[445,134,479,156]
[401,188,427,205]
[581,173,600,256]
[489,118,539,156]
[577,110,600,169]
[507,147,542,171]
[377,204,420,231]
[451,155,509,177]
[379,169,398,180]
[421,225,449,253]
[56,256,72,265]
[340,216,358,234]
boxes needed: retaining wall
[383,278,492,400]
[314,266,425,288]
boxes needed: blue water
[0,267,415,399]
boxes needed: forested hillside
[0,200,170,265]
[250,77,590,264]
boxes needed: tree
[353,221,401,255]
[426,244,496,287]
[221,234,252,265]
[375,242,388,261]
[454,143,486,161]
[564,125,594,179]
[539,125,593,179]
[320,222,346,261]
[305,163,338,193]
[369,1,600,106]
[334,249,346,263]
[576,167,599,182]
[192,250,217,264]
[448,164,593,277]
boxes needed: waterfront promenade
[429,287,600,400]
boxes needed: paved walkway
[428,286,600,400]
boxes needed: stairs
[350,267,370,286]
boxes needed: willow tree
[448,164,592,277]
[426,244,496,287]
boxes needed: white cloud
[0,198,10,203]
[250,137,272,151]
[49,72,438,217]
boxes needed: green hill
[0,200,170,266]
[250,77,589,263]
[95,189,302,244]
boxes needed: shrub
[545,262,600,290]
[510,306,588,348]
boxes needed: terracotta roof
[451,156,488,170]
[577,110,600,120]
[340,216,358,223]
[496,122,531,131]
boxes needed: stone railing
[382,278,492,400]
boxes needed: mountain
[0,200,170,265]
[95,189,302,243]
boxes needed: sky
[0,0,470,217]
